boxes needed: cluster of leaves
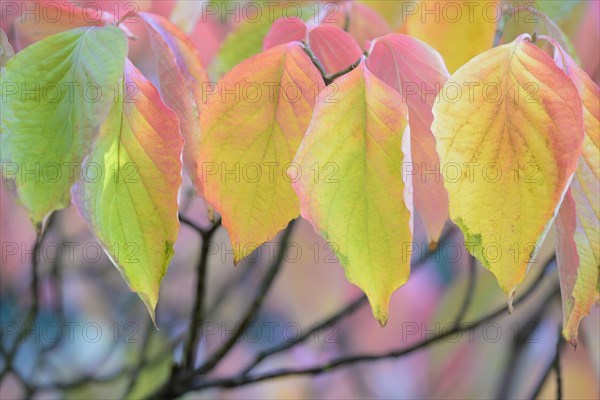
[0,0,597,345]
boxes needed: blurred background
[1,1,599,399]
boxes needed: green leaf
[291,62,413,325]
[72,60,183,320]
[210,4,314,77]
[0,26,127,226]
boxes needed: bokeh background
[1,1,599,399]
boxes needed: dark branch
[0,214,55,381]
[181,217,222,370]
[528,325,565,400]
[241,295,368,375]
[173,256,559,392]
[189,219,298,377]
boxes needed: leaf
[290,61,413,325]
[263,18,307,50]
[0,26,128,226]
[502,7,578,62]
[550,41,600,346]
[404,0,499,72]
[308,25,363,75]
[366,33,450,246]
[537,0,583,22]
[0,28,14,68]
[140,12,210,193]
[72,60,183,321]
[198,42,324,263]
[12,3,111,51]
[210,5,310,77]
[357,0,412,28]
[431,35,585,299]
[317,2,392,50]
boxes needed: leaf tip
[138,291,160,329]
[368,296,390,327]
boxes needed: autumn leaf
[0,26,127,227]
[210,4,310,77]
[291,61,413,326]
[198,42,324,263]
[72,60,183,321]
[140,12,210,194]
[308,25,363,75]
[431,34,584,301]
[357,0,412,29]
[263,18,307,50]
[316,2,392,50]
[12,3,111,51]
[404,0,498,73]
[549,40,600,346]
[366,33,450,246]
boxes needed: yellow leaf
[431,35,584,298]
[291,61,413,325]
[404,0,499,72]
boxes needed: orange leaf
[198,43,324,263]
[432,35,584,298]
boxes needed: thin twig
[189,219,297,376]
[241,295,368,375]
[181,218,222,370]
[0,215,55,380]
[172,256,558,392]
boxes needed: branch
[242,295,368,375]
[528,326,564,400]
[181,217,222,370]
[174,255,559,392]
[150,219,298,399]
[0,214,55,380]
[239,244,443,376]
[190,219,298,376]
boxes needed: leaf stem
[300,42,367,85]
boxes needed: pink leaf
[317,2,391,50]
[140,12,211,194]
[263,17,307,50]
[308,25,362,75]
[367,34,451,246]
